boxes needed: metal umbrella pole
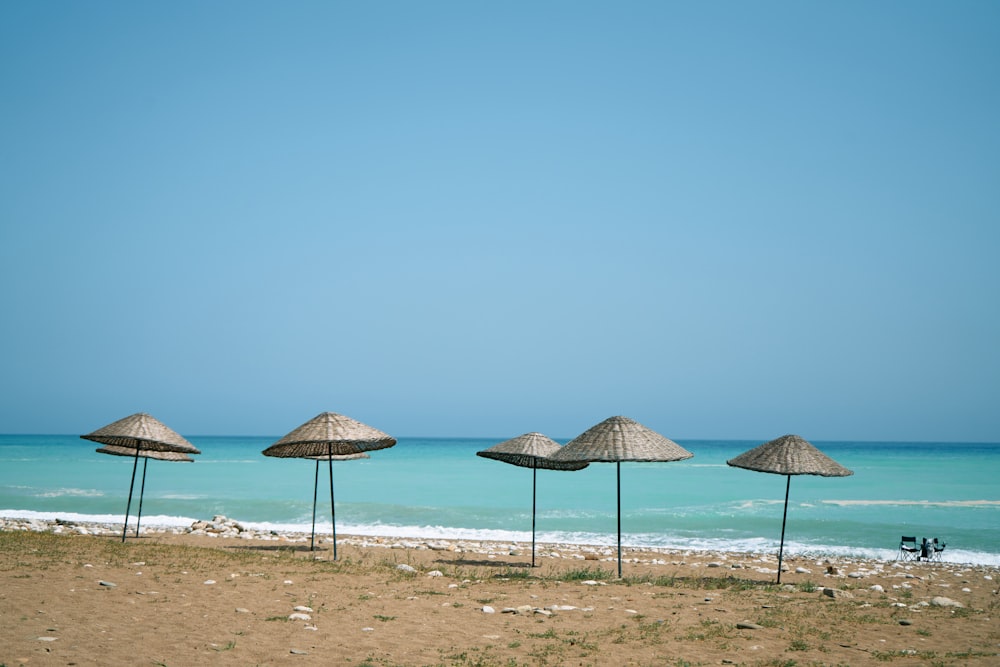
[777,475,791,584]
[135,457,149,538]
[310,459,320,551]
[531,459,538,567]
[328,444,337,560]
[120,448,141,543]
[616,462,622,579]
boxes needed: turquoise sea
[2,435,998,565]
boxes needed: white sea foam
[822,499,1000,507]
[733,499,785,510]
[36,488,104,498]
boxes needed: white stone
[481,606,495,614]
[289,613,312,621]
[427,570,443,577]
[293,606,313,613]
[822,588,853,599]
[930,596,964,608]
[396,564,417,573]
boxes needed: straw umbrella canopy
[81,413,200,542]
[727,434,853,583]
[477,432,588,567]
[549,416,693,577]
[95,445,194,539]
[262,412,396,559]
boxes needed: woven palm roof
[96,445,194,462]
[548,416,693,463]
[262,412,396,458]
[726,434,853,477]
[81,413,200,454]
[477,432,589,471]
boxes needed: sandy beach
[2,519,998,666]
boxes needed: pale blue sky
[2,2,998,441]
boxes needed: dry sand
[1,522,998,666]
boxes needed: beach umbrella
[81,413,201,542]
[727,434,853,583]
[303,452,369,551]
[476,432,589,567]
[549,416,693,577]
[262,412,396,559]
[95,445,193,539]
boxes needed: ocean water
[2,435,998,565]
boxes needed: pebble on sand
[930,596,965,608]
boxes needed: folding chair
[929,538,946,562]
[898,535,919,561]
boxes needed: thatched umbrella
[727,434,853,583]
[95,445,194,539]
[81,413,200,542]
[477,432,588,567]
[549,416,693,577]
[262,412,396,559]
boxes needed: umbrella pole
[310,459,319,551]
[777,475,791,584]
[531,461,537,568]
[328,448,337,561]
[135,457,148,538]
[121,448,140,543]
[617,461,622,579]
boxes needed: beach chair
[929,538,946,562]
[898,536,919,561]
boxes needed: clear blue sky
[2,2,998,441]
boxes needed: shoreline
[3,514,998,575]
